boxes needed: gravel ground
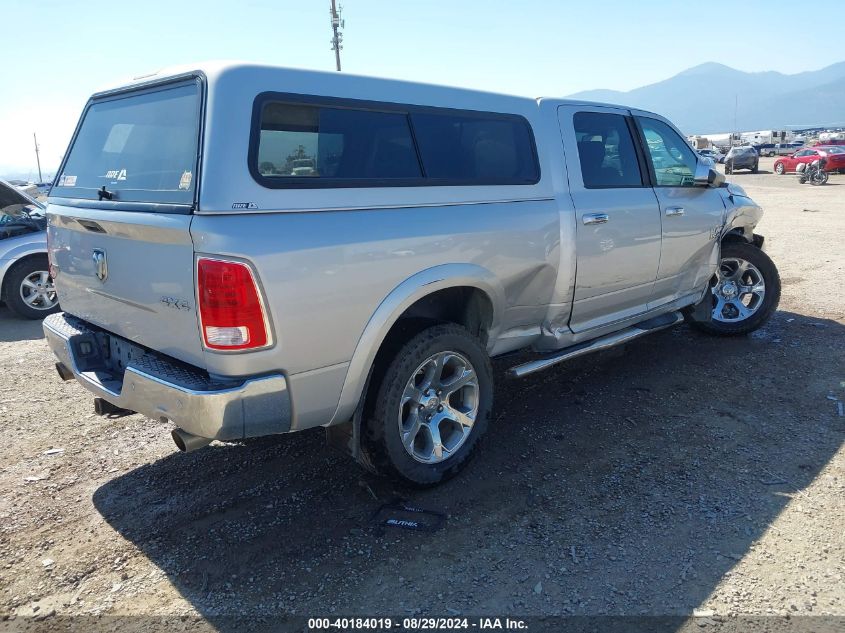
[0,158,843,631]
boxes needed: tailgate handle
[583,213,609,225]
[76,219,107,233]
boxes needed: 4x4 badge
[92,249,108,282]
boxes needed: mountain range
[566,62,845,134]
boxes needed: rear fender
[327,263,505,427]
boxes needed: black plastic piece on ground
[371,499,446,534]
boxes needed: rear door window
[572,112,643,188]
[52,81,200,206]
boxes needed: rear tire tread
[365,324,493,487]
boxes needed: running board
[508,311,684,378]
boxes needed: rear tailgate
[47,77,205,368]
[47,207,204,367]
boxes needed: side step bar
[508,311,684,378]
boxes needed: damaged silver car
[1,180,59,319]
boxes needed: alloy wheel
[711,257,765,323]
[398,351,479,464]
[19,270,58,311]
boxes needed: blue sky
[3,0,844,179]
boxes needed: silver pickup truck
[43,63,780,485]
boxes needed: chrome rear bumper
[43,312,291,440]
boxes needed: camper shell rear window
[51,80,201,209]
[250,93,540,188]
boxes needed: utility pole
[33,132,43,183]
[733,94,738,147]
[329,0,344,71]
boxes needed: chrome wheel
[711,257,765,323]
[19,270,58,311]
[398,351,479,464]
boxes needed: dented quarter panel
[190,199,560,383]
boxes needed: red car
[774,146,845,174]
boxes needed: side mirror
[694,160,725,187]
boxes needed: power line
[329,1,344,71]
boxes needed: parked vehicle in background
[774,146,845,175]
[817,131,845,143]
[765,142,803,157]
[0,180,58,319]
[697,148,724,163]
[724,146,759,174]
[42,62,780,485]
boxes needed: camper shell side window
[248,93,541,189]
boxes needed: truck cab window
[573,112,643,188]
[637,117,698,187]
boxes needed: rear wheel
[366,324,493,486]
[811,170,829,185]
[689,242,780,336]
[725,161,733,175]
[2,256,60,320]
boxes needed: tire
[689,242,780,336]
[812,170,829,185]
[725,161,733,175]
[768,151,775,157]
[1,255,60,320]
[751,162,759,173]
[774,162,785,175]
[366,324,493,486]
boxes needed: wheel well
[721,229,751,246]
[1,253,48,298]
[358,286,493,444]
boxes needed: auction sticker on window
[179,170,193,190]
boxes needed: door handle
[665,206,685,217]
[582,213,609,225]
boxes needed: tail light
[196,257,270,351]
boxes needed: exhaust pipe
[171,428,212,453]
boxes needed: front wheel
[366,324,493,486]
[774,162,785,175]
[725,161,733,175]
[689,242,780,336]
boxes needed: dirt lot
[1,157,843,631]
